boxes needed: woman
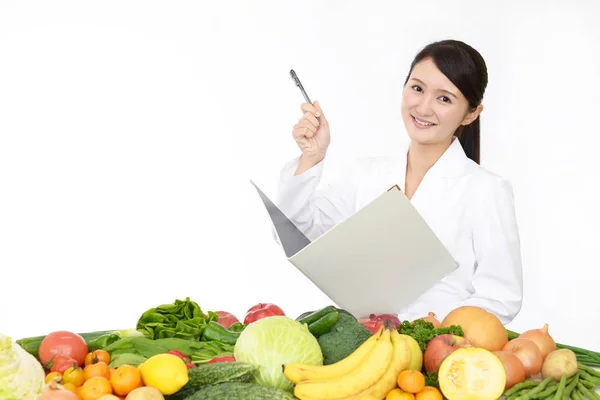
[275,39,523,325]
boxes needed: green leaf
[135,297,218,341]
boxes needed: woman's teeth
[414,117,434,126]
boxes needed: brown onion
[39,377,79,400]
[518,323,556,358]
[503,338,544,378]
[415,312,442,328]
[493,350,526,390]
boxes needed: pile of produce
[2,298,600,399]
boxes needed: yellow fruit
[45,371,62,384]
[283,325,382,383]
[400,334,423,371]
[345,329,413,399]
[138,353,189,395]
[438,347,506,400]
[294,327,394,399]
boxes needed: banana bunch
[283,320,412,400]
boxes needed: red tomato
[207,355,236,364]
[214,311,239,329]
[39,331,89,367]
[243,303,285,324]
[50,354,78,374]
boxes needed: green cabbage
[233,315,323,391]
[0,333,45,400]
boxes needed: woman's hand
[292,100,330,166]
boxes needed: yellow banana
[283,326,382,384]
[293,327,393,400]
[342,329,413,399]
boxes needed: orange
[85,350,111,366]
[62,382,77,393]
[110,365,143,396]
[386,388,416,400]
[80,376,113,400]
[84,361,111,381]
[415,386,443,400]
[397,370,426,394]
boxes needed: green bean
[580,370,600,387]
[551,374,567,400]
[580,363,600,378]
[577,381,600,400]
[514,377,553,400]
[503,380,540,397]
[563,372,580,399]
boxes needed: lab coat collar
[428,136,470,178]
[401,136,469,179]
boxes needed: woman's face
[401,58,482,146]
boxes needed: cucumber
[183,382,297,400]
[296,305,337,325]
[308,310,339,337]
[183,361,259,389]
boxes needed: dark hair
[404,40,488,164]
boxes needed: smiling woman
[274,39,524,326]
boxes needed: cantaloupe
[441,306,508,351]
[438,347,506,400]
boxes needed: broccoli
[397,319,464,353]
[317,311,373,365]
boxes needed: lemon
[138,353,189,395]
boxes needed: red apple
[424,334,472,373]
[358,318,382,334]
[214,311,240,329]
[358,313,401,333]
[370,313,401,328]
[243,303,285,324]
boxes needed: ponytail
[456,115,480,165]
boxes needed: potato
[126,387,165,400]
[541,348,578,381]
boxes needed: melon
[441,306,508,351]
[438,347,506,400]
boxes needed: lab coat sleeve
[441,177,524,324]
[275,155,359,241]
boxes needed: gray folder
[251,181,458,318]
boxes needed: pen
[290,69,321,125]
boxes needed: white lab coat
[275,137,523,325]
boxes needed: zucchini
[183,361,259,389]
[295,305,337,325]
[183,382,297,399]
[308,310,339,337]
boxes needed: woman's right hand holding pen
[293,101,330,175]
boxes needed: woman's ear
[461,104,484,126]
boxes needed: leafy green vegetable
[317,312,373,365]
[425,371,440,390]
[397,319,464,352]
[136,297,218,340]
[109,353,148,368]
[190,341,235,364]
[233,315,323,392]
[0,334,45,400]
[103,336,231,361]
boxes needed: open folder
[250,181,458,318]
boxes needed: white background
[1,1,599,352]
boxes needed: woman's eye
[411,85,422,92]
[439,96,451,103]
